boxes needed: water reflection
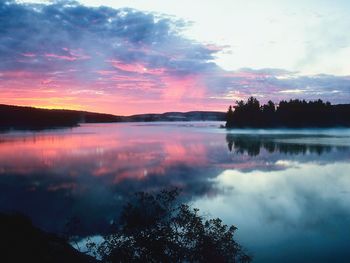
[195,162,350,263]
[225,134,342,156]
[0,123,224,235]
[0,123,350,262]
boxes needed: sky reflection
[195,162,350,263]
[0,123,350,262]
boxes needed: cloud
[0,0,349,114]
[208,69,350,104]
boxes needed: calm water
[1,122,350,262]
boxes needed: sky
[1,0,350,115]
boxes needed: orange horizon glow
[0,65,230,115]
[1,0,349,118]
[0,97,229,115]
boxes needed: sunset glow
[1,0,349,114]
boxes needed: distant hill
[123,111,226,122]
[0,104,122,131]
[0,104,225,131]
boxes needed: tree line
[0,104,120,131]
[226,97,350,128]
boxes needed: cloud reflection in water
[0,123,350,262]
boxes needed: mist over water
[1,122,350,262]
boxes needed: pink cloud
[45,53,78,61]
[21,53,36,57]
[161,74,206,100]
[44,48,90,61]
[109,60,165,75]
[0,70,39,78]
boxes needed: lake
[1,122,350,262]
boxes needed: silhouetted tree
[87,189,251,263]
[229,97,262,127]
[246,97,260,111]
[261,100,276,126]
[225,97,350,128]
[226,106,235,128]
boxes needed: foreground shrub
[87,189,251,263]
